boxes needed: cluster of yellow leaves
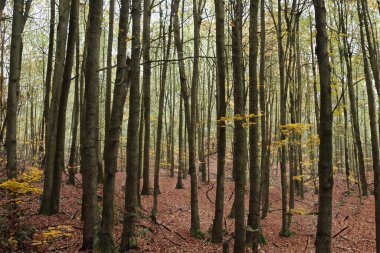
[292,175,304,181]
[301,158,319,168]
[288,208,306,215]
[273,139,289,148]
[218,113,263,127]
[305,134,320,146]
[0,167,42,194]
[348,174,358,183]
[280,123,312,136]
[31,225,73,246]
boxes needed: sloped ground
[0,154,376,252]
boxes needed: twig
[303,236,309,253]
[226,188,235,205]
[155,221,182,247]
[151,219,186,241]
[71,209,80,219]
[206,183,215,205]
[332,226,348,239]
[136,223,154,233]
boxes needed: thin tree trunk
[67,19,81,185]
[104,0,114,134]
[152,2,173,218]
[313,0,334,251]
[51,0,79,213]
[5,0,31,179]
[120,0,142,248]
[247,0,261,249]
[172,0,201,236]
[40,0,71,214]
[232,0,247,251]
[339,3,367,195]
[80,0,103,249]
[141,0,152,195]
[259,0,269,220]
[99,0,130,248]
[277,0,290,237]
[357,0,380,250]
[42,0,55,160]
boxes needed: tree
[210,0,227,242]
[152,3,173,218]
[120,0,142,248]
[51,0,79,212]
[357,0,380,250]
[141,0,152,196]
[247,0,261,249]
[67,12,81,185]
[41,0,55,157]
[231,0,247,251]
[80,0,103,249]
[40,0,71,215]
[313,0,334,251]
[99,0,130,249]
[5,0,31,179]
[277,0,290,237]
[338,0,367,195]
[259,0,270,219]
[104,0,114,135]
[172,0,202,237]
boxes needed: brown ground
[0,154,376,252]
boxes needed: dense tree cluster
[0,0,380,252]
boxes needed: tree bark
[80,0,103,249]
[357,0,380,251]
[51,0,79,212]
[211,0,227,236]
[42,0,55,158]
[247,0,261,249]
[172,0,201,236]
[120,0,142,249]
[141,0,152,195]
[40,0,71,215]
[313,0,334,251]
[5,0,31,179]
[99,0,130,248]
[232,0,247,251]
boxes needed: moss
[190,229,205,240]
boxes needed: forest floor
[0,154,376,252]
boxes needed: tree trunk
[231,0,247,251]
[313,0,334,251]
[141,0,152,195]
[259,0,269,220]
[40,0,71,215]
[172,0,201,236]
[51,0,79,213]
[104,0,114,134]
[339,4,367,195]
[80,0,103,249]
[99,0,130,248]
[5,0,30,179]
[152,3,173,218]
[67,18,81,186]
[120,0,142,248]
[277,0,290,237]
[357,0,380,251]
[247,0,261,249]
[42,0,55,160]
